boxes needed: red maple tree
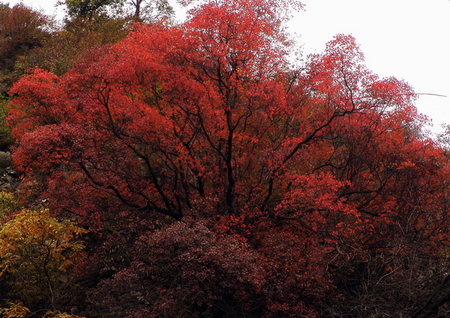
[7,0,450,316]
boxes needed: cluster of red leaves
[89,221,266,317]
[0,3,49,69]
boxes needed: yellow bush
[0,208,87,313]
[0,302,30,318]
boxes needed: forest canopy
[1,0,450,317]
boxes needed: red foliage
[7,0,450,315]
[0,3,49,67]
[89,221,266,317]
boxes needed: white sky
[292,0,450,136]
[8,0,450,136]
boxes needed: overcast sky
[292,0,450,136]
[9,0,450,136]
